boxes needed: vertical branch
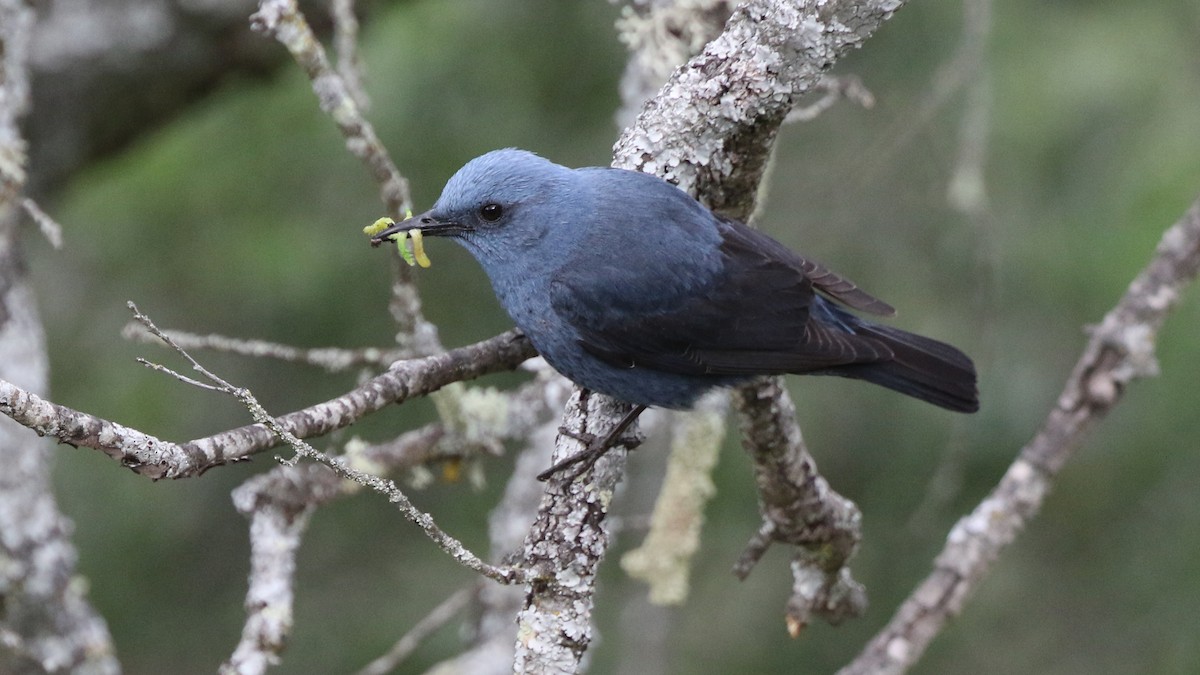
[514,391,633,671]
[732,379,866,632]
[0,1,120,672]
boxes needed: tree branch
[250,0,440,356]
[122,322,402,372]
[0,329,535,479]
[840,194,1200,675]
[514,390,634,672]
[0,1,120,671]
[732,378,867,632]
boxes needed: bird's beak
[369,210,468,247]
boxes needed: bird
[371,149,978,478]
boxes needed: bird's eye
[480,203,503,222]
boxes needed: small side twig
[785,75,875,123]
[129,302,527,586]
[122,322,400,372]
[21,198,63,249]
[357,584,480,675]
[733,377,867,634]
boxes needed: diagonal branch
[840,194,1200,675]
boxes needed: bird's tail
[827,315,979,413]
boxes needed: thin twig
[135,357,223,392]
[21,198,63,249]
[785,75,875,123]
[357,584,480,675]
[123,322,400,372]
[250,0,439,357]
[131,303,528,585]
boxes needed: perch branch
[130,304,527,588]
[0,329,535,479]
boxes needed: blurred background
[22,0,1200,672]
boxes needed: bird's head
[370,149,575,266]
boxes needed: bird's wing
[723,217,896,317]
[550,218,894,377]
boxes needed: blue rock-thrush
[372,149,977,475]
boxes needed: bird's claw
[536,425,645,482]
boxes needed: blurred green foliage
[28,0,1200,673]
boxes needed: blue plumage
[372,148,978,413]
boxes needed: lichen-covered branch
[221,465,328,675]
[610,0,905,632]
[621,390,726,604]
[614,0,909,215]
[424,374,571,674]
[0,330,535,479]
[840,194,1200,675]
[513,391,636,672]
[0,2,120,672]
[732,378,867,632]
[514,2,912,668]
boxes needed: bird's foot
[536,406,647,482]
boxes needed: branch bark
[0,330,535,479]
[0,1,120,672]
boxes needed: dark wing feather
[551,217,894,377]
[718,216,895,317]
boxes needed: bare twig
[132,304,528,587]
[357,584,479,675]
[249,0,438,356]
[250,0,405,217]
[123,322,400,372]
[945,0,993,217]
[840,194,1200,675]
[21,198,63,248]
[785,75,876,123]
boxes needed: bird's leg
[537,404,647,482]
